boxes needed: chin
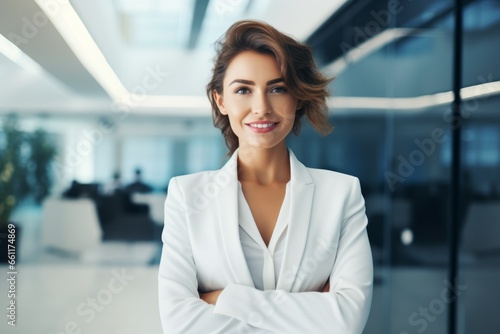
[245,141,284,150]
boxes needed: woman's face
[214,50,299,150]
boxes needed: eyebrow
[229,78,284,86]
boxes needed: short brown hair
[206,20,333,156]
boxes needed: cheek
[271,99,297,123]
[224,101,247,130]
[225,96,250,115]
[281,111,296,125]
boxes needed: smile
[245,122,279,133]
[248,123,277,128]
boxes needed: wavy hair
[206,20,334,156]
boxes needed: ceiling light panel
[114,0,194,48]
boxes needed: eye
[235,87,251,94]
[270,86,288,93]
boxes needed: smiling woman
[158,20,373,334]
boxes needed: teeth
[249,123,275,128]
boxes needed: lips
[246,122,278,128]
[245,121,279,133]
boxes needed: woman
[158,20,373,334]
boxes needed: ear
[213,90,227,115]
[296,100,303,110]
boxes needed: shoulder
[306,167,360,190]
[305,167,364,206]
[165,169,237,216]
[290,148,358,189]
[306,168,366,216]
[168,170,220,190]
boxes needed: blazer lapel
[215,147,315,291]
[215,148,255,287]
[276,148,315,291]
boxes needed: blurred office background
[0,0,499,333]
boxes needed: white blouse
[237,180,291,291]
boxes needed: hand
[199,289,223,305]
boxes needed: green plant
[0,114,57,228]
[27,129,57,203]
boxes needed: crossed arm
[199,281,331,305]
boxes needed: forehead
[224,51,281,82]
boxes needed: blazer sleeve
[158,177,270,334]
[213,177,373,334]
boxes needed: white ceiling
[0,0,346,116]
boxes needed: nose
[251,91,271,115]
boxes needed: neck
[237,142,290,185]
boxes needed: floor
[0,264,162,334]
[1,203,163,334]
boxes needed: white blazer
[158,147,373,334]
